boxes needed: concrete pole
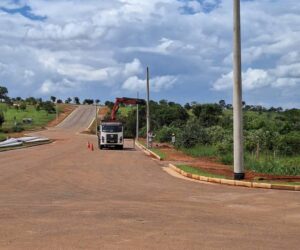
[136,92,139,140]
[146,67,150,148]
[233,0,244,180]
[95,103,98,136]
[56,101,58,121]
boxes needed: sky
[0,0,299,108]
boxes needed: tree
[57,99,63,104]
[41,101,55,113]
[95,99,100,105]
[219,100,226,109]
[151,102,189,129]
[19,102,27,111]
[184,103,191,110]
[50,96,56,103]
[176,118,209,148]
[0,86,8,100]
[105,101,114,109]
[83,99,94,105]
[192,104,223,127]
[0,110,4,127]
[25,97,37,105]
[65,97,72,104]
[74,97,80,105]
[159,99,168,105]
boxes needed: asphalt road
[0,105,299,249]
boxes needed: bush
[12,126,24,132]
[192,103,222,127]
[219,153,233,165]
[176,118,208,148]
[19,102,27,111]
[206,126,227,145]
[0,110,4,127]
[40,101,56,114]
[156,126,181,143]
[278,132,300,156]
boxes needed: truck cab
[98,122,124,149]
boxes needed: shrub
[0,110,4,127]
[278,132,300,156]
[12,126,24,132]
[192,103,222,127]
[176,118,208,148]
[41,101,56,114]
[156,126,181,143]
[19,102,27,111]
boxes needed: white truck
[98,97,146,150]
[98,122,123,150]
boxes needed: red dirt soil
[47,104,77,127]
[152,142,300,182]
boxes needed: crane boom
[111,97,146,121]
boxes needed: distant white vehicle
[97,97,146,150]
[98,122,123,150]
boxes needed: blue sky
[0,0,299,108]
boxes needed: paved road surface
[0,106,299,249]
[57,105,96,131]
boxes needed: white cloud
[39,78,77,95]
[0,0,299,107]
[213,65,300,91]
[122,75,177,92]
[123,58,143,77]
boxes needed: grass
[180,144,233,165]
[0,104,56,132]
[138,140,166,160]
[245,154,300,176]
[176,165,227,179]
[0,133,6,142]
[181,144,218,158]
[151,148,166,160]
[180,144,300,176]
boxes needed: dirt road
[0,105,299,249]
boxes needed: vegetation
[0,86,70,141]
[114,99,300,176]
[0,104,55,134]
[177,165,226,179]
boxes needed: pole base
[234,172,245,180]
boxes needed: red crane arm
[111,97,146,121]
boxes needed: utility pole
[56,101,58,121]
[233,0,244,180]
[146,67,150,148]
[95,103,98,136]
[136,92,139,140]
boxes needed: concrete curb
[169,163,300,192]
[135,141,162,161]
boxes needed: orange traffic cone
[91,144,94,151]
[87,142,90,149]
